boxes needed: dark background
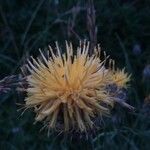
[0,0,150,149]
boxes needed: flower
[22,41,131,132]
[110,69,131,88]
[143,65,150,80]
[132,43,142,56]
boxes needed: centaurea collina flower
[22,41,132,133]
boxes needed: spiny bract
[23,41,130,132]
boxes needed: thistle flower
[132,43,141,56]
[22,41,131,133]
[143,65,150,80]
[110,69,131,88]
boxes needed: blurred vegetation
[0,0,150,149]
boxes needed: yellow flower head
[111,68,131,88]
[22,41,130,132]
